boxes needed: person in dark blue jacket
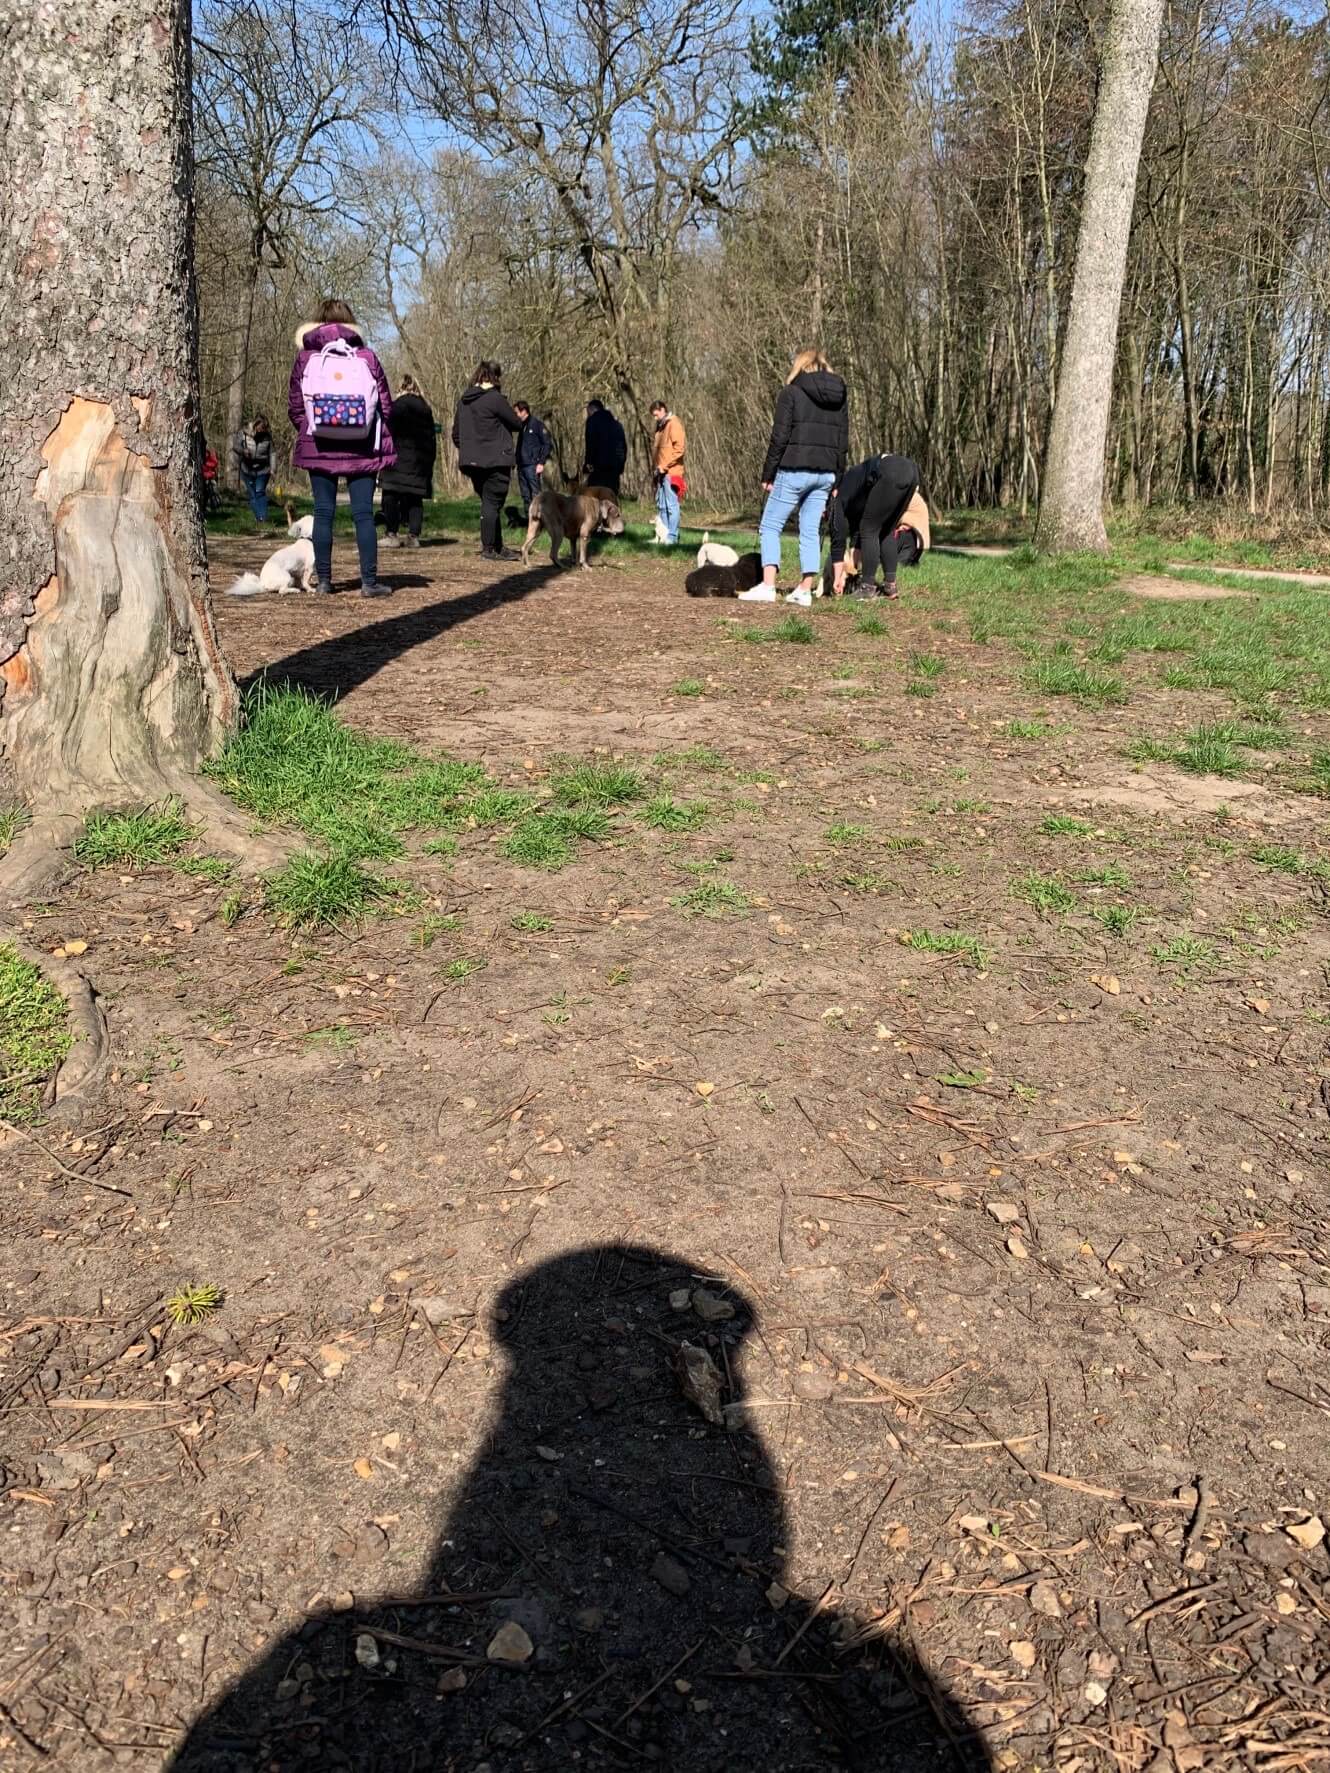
[513,401,552,511]
[583,398,628,495]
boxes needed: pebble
[437,1666,467,1693]
[353,1522,390,1562]
[354,1633,381,1671]
[650,1553,691,1597]
[416,1296,470,1326]
[1029,1579,1062,1618]
[985,1200,1020,1226]
[669,1288,692,1311]
[487,1621,534,1664]
[692,1288,735,1322]
[573,1607,604,1633]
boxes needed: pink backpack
[300,337,379,446]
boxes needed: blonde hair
[787,348,832,383]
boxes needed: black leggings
[467,467,511,552]
[857,456,919,589]
[381,490,422,537]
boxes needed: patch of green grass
[75,804,195,868]
[173,855,232,883]
[1150,933,1218,974]
[825,822,870,846]
[1249,842,1308,875]
[671,879,750,917]
[1005,718,1051,740]
[882,834,925,852]
[1039,814,1094,837]
[840,870,898,893]
[415,913,464,948]
[0,806,29,851]
[953,798,989,814]
[550,758,646,809]
[909,651,946,679]
[511,910,553,932]
[166,1283,223,1326]
[264,853,397,928]
[1027,656,1128,707]
[0,944,72,1125]
[641,795,709,833]
[854,609,888,637]
[1093,904,1142,937]
[303,1023,358,1052]
[1130,719,1288,780]
[443,956,486,981]
[905,678,937,698]
[1012,871,1078,916]
[672,678,706,697]
[501,808,611,869]
[461,786,536,827]
[1300,749,1330,797]
[654,744,728,772]
[1076,862,1133,889]
[904,928,991,967]
[423,835,460,859]
[937,1067,987,1088]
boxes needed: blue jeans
[310,471,377,586]
[760,469,835,577]
[517,464,542,508]
[656,474,681,543]
[240,467,269,524]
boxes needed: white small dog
[287,514,314,540]
[226,538,317,597]
[696,530,739,567]
[652,513,670,544]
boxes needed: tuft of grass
[882,834,925,852]
[1150,933,1218,974]
[1076,861,1133,889]
[423,834,459,858]
[0,806,30,851]
[173,855,231,884]
[461,786,536,827]
[840,870,898,894]
[1012,871,1077,916]
[1039,814,1094,837]
[511,910,553,931]
[654,743,728,773]
[905,679,937,698]
[303,1023,358,1052]
[671,879,750,917]
[672,678,706,697]
[166,1283,223,1326]
[415,913,464,948]
[443,956,486,981]
[854,609,888,636]
[772,614,817,645]
[264,853,396,928]
[1249,842,1306,875]
[75,804,195,868]
[1027,657,1128,707]
[641,795,709,833]
[1094,904,1142,937]
[0,944,72,1125]
[908,651,946,679]
[1005,718,1051,740]
[502,808,610,869]
[825,822,870,846]
[549,758,646,810]
[904,928,991,967]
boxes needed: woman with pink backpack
[288,300,396,598]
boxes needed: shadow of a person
[172,1245,988,1772]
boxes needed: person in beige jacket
[650,399,687,544]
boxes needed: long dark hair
[471,360,502,386]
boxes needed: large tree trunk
[1,0,250,897]
[1035,0,1167,554]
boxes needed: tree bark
[1,0,246,897]
[1035,0,1167,554]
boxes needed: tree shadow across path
[172,1244,988,1773]
[242,563,557,701]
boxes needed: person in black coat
[513,400,552,511]
[741,351,850,607]
[452,360,523,560]
[380,375,437,549]
[583,397,628,495]
[826,454,923,598]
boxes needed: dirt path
[3,535,1328,1772]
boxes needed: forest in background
[194,0,1330,518]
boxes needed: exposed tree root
[5,932,110,1118]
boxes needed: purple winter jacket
[288,323,397,476]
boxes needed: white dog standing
[696,530,739,567]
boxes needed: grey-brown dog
[521,487,625,570]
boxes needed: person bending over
[827,454,924,599]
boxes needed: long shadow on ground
[170,1244,988,1773]
[243,564,556,700]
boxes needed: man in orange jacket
[650,399,687,544]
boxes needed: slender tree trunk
[1,0,256,898]
[1036,0,1167,553]
[223,250,261,490]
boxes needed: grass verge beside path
[0,945,71,1125]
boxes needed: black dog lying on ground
[684,551,763,597]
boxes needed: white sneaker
[785,587,813,607]
[737,585,778,602]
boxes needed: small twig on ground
[0,1119,132,1196]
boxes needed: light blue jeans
[656,474,681,543]
[760,469,835,576]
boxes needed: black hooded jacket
[761,371,849,482]
[452,384,521,471]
